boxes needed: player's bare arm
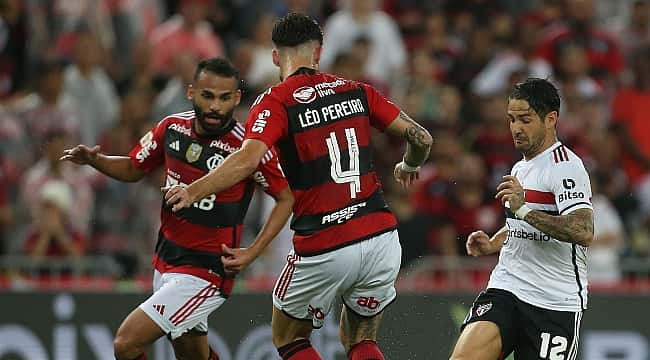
[221,187,294,276]
[164,139,269,211]
[385,111,433,187]
[496,175,594,247]
[60,145,146,182]
[466,226,508,256]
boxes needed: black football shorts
[461,288,583,360]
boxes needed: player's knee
[113,334,139,360]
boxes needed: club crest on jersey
[293,86,317,104]
[206,153,225,170]
[185,143,202,163]
[476,302,492,316]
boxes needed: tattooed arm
[522,208,594,247]
[386,111,433,166]
[384,111,433,187]
[496,175,595,247]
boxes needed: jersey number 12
[326,128,361,199]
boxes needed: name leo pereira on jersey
[298,98,365,128]
[321,202,367,225]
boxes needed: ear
[545,110,558,129]
[272,48,280,67]
[313,45,322,67]
[186,84,194,100]
[234,89,242,107]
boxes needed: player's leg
[171,330,221,360]
[166,273,227,360]
[114,271,168,360]
[272,306,319,359]
[449,289,518,360]
[271,248,360,359]
[339,305,384,359]
[340,230,401,360]
[114,308,165,360]
[449,321,502,360]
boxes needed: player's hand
[393,161,420,189]
[466,230,492,256]
[59,145,101,165]
[221,244,258,276]
[495,175,525,211]
[162,184,193,212]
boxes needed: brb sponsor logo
[558,178,585,203]
[136,131,157,162]
[356,297,380,310]
[293,86,317,104]
[321,202,366,225]
[508,228,551,242]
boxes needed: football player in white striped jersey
[450,78,594,360]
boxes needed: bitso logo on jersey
[293,86,317,104]
[185,143,203,163]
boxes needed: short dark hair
[509,78,560,119]
[272,12,323,47]
[194,57,240,86]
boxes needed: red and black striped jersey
[129,110,288,295]
[244,68,399,256]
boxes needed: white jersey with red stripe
[487,141,593,312]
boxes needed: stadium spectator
[152,52,195,121]
[589,177,626,285]
[16,58,81,154]
[23,180,86,260]
[149,0,225,76]
[0,0,28,99]
[22,129,95,237]
[63,28,119,145]
[534,0,625,82]
[321,0,407,86]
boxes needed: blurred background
[0,0,649,359]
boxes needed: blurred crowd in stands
[1,0,649,289]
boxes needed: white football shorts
[140,271,226,340]
[273,229,401,328]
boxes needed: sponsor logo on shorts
[356,297,380,310]
[476,302,492,317]
[308,305,325,320]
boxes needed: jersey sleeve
[252,147,289,198]
[359,82,401,131]
[128,119,167,173]
[244,89,289,149]
[549,160,593,215]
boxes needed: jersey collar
[288,67,318,78]
[526,141,562,162]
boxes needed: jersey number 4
[326,128,361,199]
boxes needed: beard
[193,102,235,137]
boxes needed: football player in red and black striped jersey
[62,58,293,360]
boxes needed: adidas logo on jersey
[169,140,180,151]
